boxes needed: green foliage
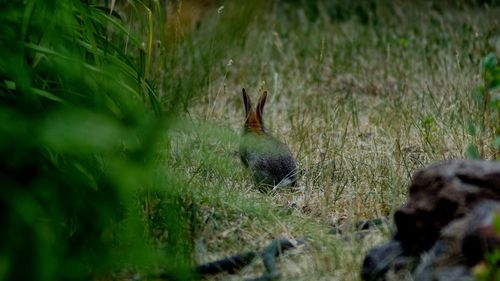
[466,144,482,159]
[0,1,191,280]
[475,214,500,281]
[468,52,500,159]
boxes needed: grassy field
[149,1,500,280]
[2,1,499,280]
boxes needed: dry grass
[148,2,500,280]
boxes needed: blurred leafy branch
[0,1,184,280]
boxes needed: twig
[154,238,303,281]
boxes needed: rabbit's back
[240,135,298,187]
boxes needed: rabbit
[239,88,299,189]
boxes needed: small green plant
[467,53,500,159]
[475,213,500,281]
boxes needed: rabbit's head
[242,88,267,135]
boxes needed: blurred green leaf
[489,71,500,91]
[494,97,500,111]
[471,86,485,104]
[41,109,127,154]
[483,53,497,71]
[494,137,500,149]
[0,256,8,281]
[494,213,500,233]
[466,144,480,159]
[467,118,477,136]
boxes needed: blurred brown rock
[395,160,500,254]
[362,160,500,281]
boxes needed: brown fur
[242,88,267,135]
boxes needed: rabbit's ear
[256,90,267,121]
[242,88,252,116]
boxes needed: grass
[148,1,500,280]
